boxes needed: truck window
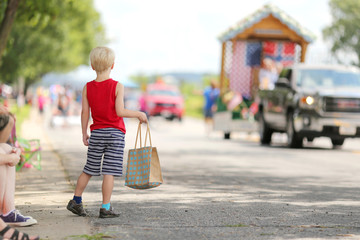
[297,69,360,88]
[279,68,292,81]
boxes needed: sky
[92,0,332,80]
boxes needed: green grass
[181,83,204,119]
[10,104,31,137]
[184,94,203,119]
[225,223,249,227]
[67,233,114,239]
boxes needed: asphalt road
[45,115,360,240]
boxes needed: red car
[143,83,184,121]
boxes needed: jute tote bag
[125,122,163,189]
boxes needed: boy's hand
[83,134,90,146]
[138,111,148,123]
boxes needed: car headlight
[300,96,316,108]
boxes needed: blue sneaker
[0,210,37,227]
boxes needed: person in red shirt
[67,46,147,218]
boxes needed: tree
[0,0,63,64]
[323,0,360,65]
[0,0,21,62]
[0,0,105,89]
[130,73,152,87]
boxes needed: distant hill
[38,65,138,89]
[162,72,217,85]
[163,72,203,82]
[38,67,217,90]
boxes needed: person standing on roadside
[66,46,147,218]
[203,80,220,134]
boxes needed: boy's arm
[81,85,90,146]
[115,83,147,123]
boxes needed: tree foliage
[130,73,152,88]
[0,0,105,87]
[0,0,21,60]
[323,0,360,65]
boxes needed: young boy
[67,46,147,218]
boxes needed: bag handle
[134,122,152,149]
[144,122,152,147]
[134,122,142,149]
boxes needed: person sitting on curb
[0,218,39,240]
[0,106,38,227]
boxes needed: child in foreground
[67,46,147,218]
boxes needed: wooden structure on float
[214,4,316,139]
[218,4,316,94]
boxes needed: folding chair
[15,138,42,171]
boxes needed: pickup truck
[258,64,360,148]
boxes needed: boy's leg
[102,175,114,205]
[67,172,91,217]
[99,174,119,218]
[74,172,92,197]
[98,128,123,218]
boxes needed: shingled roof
[218,4,316,43]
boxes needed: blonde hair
[89,46,115,72]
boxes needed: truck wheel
[331,138,345,148]
[286,113,303,148]
[224,132,231,140]
[259,112,272,144]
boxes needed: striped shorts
[83,128,125,177]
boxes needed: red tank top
[87,79,126,133]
